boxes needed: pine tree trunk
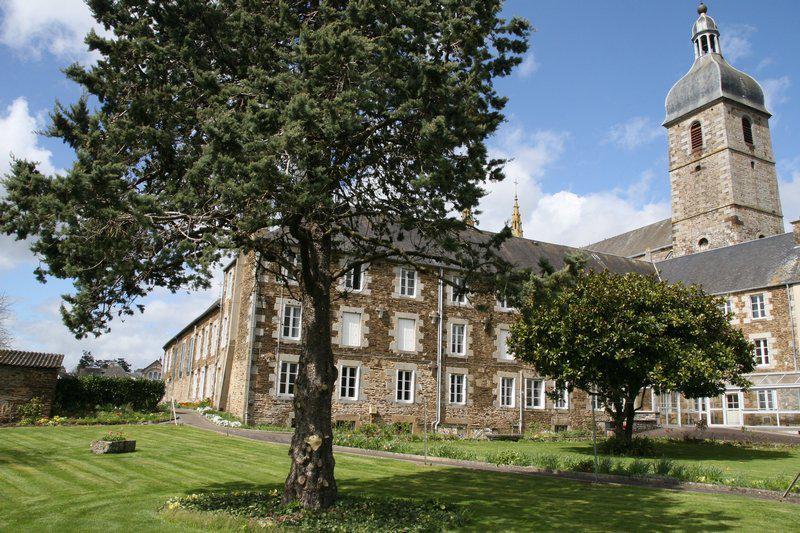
[282,233,338,509]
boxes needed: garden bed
[162,491,467,531]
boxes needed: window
[449,373,466,405]
[757,389,776,410]
[498,329,513,360]
[278,252,298,283]
[340,312,362,347]
[178,342,186,377]
[497,294,511,310]
[450,323,466,355]
[524,378,544,409]
[742,117,754,145]
[397,318,417,352]
[281,304,302,339]
[725,393,740,410]
[690,122,703,151]
[278,361,298,397]
[399,268,416,297]
[719,298,734,318]
[396,369,414,403]
[753,338,770,366]
[450,277,467,304]
[694,398,707,412]
[344,264,363,291]
[555,385,569,409]
[750,293,766,319]
[591,392,604,411]
[500,377,515,408]
[186,337,194,373]
[339,366,359,400]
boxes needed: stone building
[163,5,800,431]
[0,350,64,422]
[134,360,163,381]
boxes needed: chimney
[792,219,800,245]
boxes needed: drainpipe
[518,370,524,434]
[786,284,799,372]
[242,255,261,425]
[433,268,444,431]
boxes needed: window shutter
[342,312,361,347]
[398,318,416,351]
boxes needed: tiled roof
[584,218,673,259]
[0,350,64,369]
[162,299,221,350]
[656,232,800,294]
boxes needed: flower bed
[163,490,467,531]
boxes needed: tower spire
[510,179,523,238]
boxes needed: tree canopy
[510,270,754,442]
[0,0,530,509]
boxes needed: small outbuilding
[0,349,65,422]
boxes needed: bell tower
[665,4,783,257]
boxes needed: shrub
[562,457,596,473]
[427,444,477,461]
[531,453,561,472]
[102,430,129,442]
[15,397,45,424]
[625,459,652,477]
[598,436,657,457]
[653,457,675,477]
[486,450,532,467]
[54,376,165,414]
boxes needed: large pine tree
[1,0,529,508]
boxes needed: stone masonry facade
[0,366,60,422]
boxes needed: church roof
[656,232,800,294]
[583,218,673,259]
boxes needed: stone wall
[668,101,783,257]
[0,366,59,422]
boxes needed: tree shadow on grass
[183,467,749,531]
[560,441,795,462]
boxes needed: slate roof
[655,232,800,294]
[584,219,673,259]
[162,299,221,350]
[0,350,64,369]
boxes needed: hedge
[54,375,165,413]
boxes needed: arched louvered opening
[700,35,709,53]
[690,122,703,151]
[742,117,754,145]
[698,237,709,249]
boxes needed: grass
[394,436,800,485]
[0,425,799,532]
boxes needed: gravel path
[176,409,800,504]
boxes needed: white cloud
[517,52,539,78]
[0,0,107,62]
[762,76,791,111]
[478,125,669,247]
[604,116,663,150]
[779,158,800,229]
[720,24,755,64]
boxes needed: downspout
[274,285,285,398]
[242,255,261,425]
[518,370,524,434]
[786,284,799,372]
[434,267,444,431]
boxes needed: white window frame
[500,376,515,408]
[278,360,299,398]
[524,378,544,409]
[399,268,417,297]
[344,264,363,291]
[396,317,417,352]
[753,338,770,366]
[554,385,569,409]
[591,391,604,411]
[395,369,415,403]
[450,323,466,356]
[281,303,302,340]
[750,293,766,319]
[449,373,466,405]
[340,311,362,348]
[725,392,740,410]
[497,293,512,311]
[450,277,467,304]
[757,389,776,411]
[498,328,513,360]
[339,365,360,400]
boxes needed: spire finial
[697,3,707,15]
[510,179,523,238]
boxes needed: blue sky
[1,0,799,369]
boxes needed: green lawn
[399,437,800,483]
[0,425,798,532]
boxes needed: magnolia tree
[510,270,754,443]
[0,0,529,508]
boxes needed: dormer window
[742,117,754,145]
[690,122,703,151]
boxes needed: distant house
[0,350,64,422]
[134,360,162,381]
[76,362,130,378]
